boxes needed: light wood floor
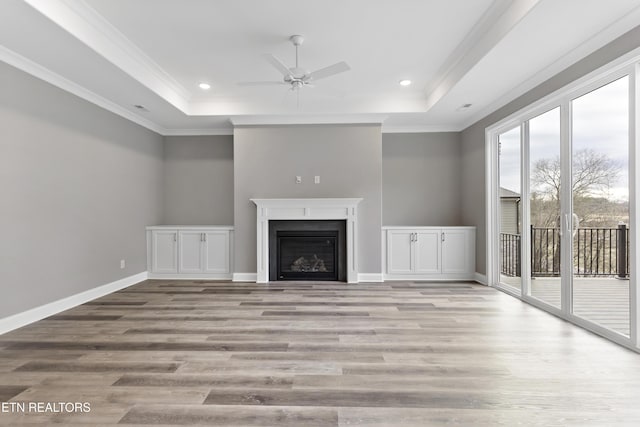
[1,280,640,426]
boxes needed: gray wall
[163,135,234,225]
[233,124,383,275]
[383,132,462,226]
[0,61,164,318]
[461,25,640,275]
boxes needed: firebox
[269,220,346,281]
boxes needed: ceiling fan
[239,35,351,91]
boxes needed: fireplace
[269,220,346,281]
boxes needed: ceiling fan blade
[237,81,286,86]
[263,54,292,77]
[307,61,350,81]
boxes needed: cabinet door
[179,231,204,273]
[441,229,469,274]
[151,230,178,273]
[413,230,441,274]
[203,231,229,273]
[387,230,413,274]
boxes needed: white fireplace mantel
[250,198,362,283]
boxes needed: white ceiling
[1,0,639,134]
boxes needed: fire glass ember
[290,254,328,272]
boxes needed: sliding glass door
[498,126,522,293]
[491,71,635,345]
[570,76,630,337]
[528,107,562,309]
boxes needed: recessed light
[399,79,412,86]
[199,83,211,90]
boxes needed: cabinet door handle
[203,233,207,242]
[174,233,177,242]
[410,233,415,242]
[414,233,418,242]
[442,232,445,242]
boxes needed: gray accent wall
[0,61,164,318]
[163,135,234,225]
[383,133,462,226]
[233,125,383,275]
[461,25,640,276]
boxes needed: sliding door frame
[485,48,640,352]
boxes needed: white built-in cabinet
[383,226,475,280]
[147,226,233,279]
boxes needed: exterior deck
[500,276,630,336]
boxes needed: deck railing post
[617,223,628,279]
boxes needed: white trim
[231,114,387,126]
[460,12,640,131]
[163,128,234,136]
[384,273,476,282]
[424,0,542,111]
[630,63,639,348]
[251,198,362,283]
[485,127,501,288]
[484,47,640,135]
[0,271,147,335]
[358,273,384,283]
[147,274,232,280]
[146,225,234,231]
[0,45,165,135]
[232,273,257,282]
[381,125,461,134]
[474,272,487,285]
[23,0,191,112]
[486,50,640,351]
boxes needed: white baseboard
[233,273,257,282]
[358,273,384,282]
[147,274,233,280]
[0,271,148,335]
[474,272,488,285]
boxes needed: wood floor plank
[0,385,28,401]
[119,404,338,426]
[0,279,639,426]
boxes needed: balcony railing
[500,224,629,278]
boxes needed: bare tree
[529,149,623,274]
[532,148,621,202]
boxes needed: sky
[499,75,629,202]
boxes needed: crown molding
[163,128,234,136]
[23,0,191,112]
[381,125,462,134]
[459,6,640,131]
[424,0,542,112]
[230,114,388,127]
[0,44,165,135]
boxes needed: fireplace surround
[251,198,362,283]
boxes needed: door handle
[442,232,445,242]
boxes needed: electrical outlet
[120,259,126,269]
[314,176,320,184]
[295,176,302,184]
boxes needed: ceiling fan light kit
[239,35,351,92]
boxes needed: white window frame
[485,47,640,352]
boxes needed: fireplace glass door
[277,232,338,280]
